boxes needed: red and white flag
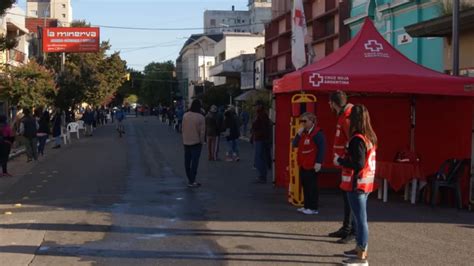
[291,0,307,70]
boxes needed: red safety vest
[339,134,376,193]
[297,127,321,170]
[333,104,353,160]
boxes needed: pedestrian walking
[328,90,357,244]
[20,108,39,162]
[0,115,14,177]
[215,106,225,160]
[205,105,219,161]
[82,107,94,136]
[182,100,205,188]
[223,106,240,162]
[240,109,250,137]
[251,100,272,183]
[176,105,184,133]
[36,108,50,156]
[292,112,326,215]
[335,104,377,266]
[51,108,62,149]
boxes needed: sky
[16,0,250,71]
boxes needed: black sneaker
[328,229,347,238]
[337,234,356,244]
[343,249,358,258]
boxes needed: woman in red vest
[334,105,377,266]
[292,112,326,215]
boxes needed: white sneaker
[297,207,306,212]
[302,209,319,215]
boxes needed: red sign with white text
[43,27,100,53]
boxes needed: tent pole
[410,96,416,152]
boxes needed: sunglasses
[300,120,307,123]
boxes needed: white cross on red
[309,73,324,87]
[364,40,383,52]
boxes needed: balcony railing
[8,49,26,64]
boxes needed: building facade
[204,1,271,34]
[345,0,444,72]
[405,7,474,77]
[265,0,350,86]
[27,0,73,26]
[176,34,224,103]
[210,33,265,86]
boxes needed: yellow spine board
[288,94,317,207]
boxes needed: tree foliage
[139,61,178,106]
[200,84,241,110]
[0,60,57,108]
[113,70,144,106]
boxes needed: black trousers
[342,190,355,234]
[300,168,319,211]
[0,142,11,174]
[184,144,202,184]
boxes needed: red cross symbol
[309,73,324,87]
[364,40,383,52]
[293,9,304,27]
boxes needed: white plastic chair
[67,122,80,139]
[61,126,70,144]
[77,120,85,135]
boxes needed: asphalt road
[0,116,473,266]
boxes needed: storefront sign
[43,27,100,53]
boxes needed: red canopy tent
[273,18,474,206]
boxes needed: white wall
[224,35,265,60]
[27,0,72,25]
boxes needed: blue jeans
[184,144,202,184]
[227,139,239,156]
[347,191,369,250]
[254,141,267,180]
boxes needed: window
[62,4,66,8]
[242,20,245,23]
[30,10,38,16]
[210,19,216,26]
[62,14,66,18]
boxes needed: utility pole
[452,0,460,76]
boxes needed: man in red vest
[292,112,326,215]
[328,90,356,244]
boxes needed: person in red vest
[328,90,356,244]
[292,112,326,215]
[334,104,377,266]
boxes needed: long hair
[190,99,202,113]
[349,104,377,146]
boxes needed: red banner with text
[43,27,100,53]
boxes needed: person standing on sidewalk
[292,112,326,215]
[51,108,62,149]
[328,90,356,244]
[20,108,39,162]
[223,106,240,162]
[0,115,14,177]
[240,109,250,137]
[205,105,219,161]
[182,100,205,188]
[335,104,377,266]
[36,108,50,156]
[251,100,272,183]
[82,107,94,137]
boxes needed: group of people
[293,91,377,265]
[81,106,117,136]
[180,99,272,187]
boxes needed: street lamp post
[452,0,460,76]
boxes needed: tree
[200,84,241,109]
[113,69,144,106]
[139,61,177,106]
[0,61,57,108]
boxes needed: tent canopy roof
[273,18,474,96]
